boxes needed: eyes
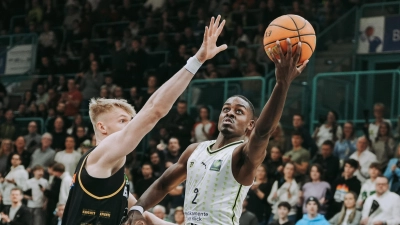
[222,107,243,115]
[119,119,127,123]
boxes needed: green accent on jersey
[207,140,244,154]
[231,185,243,224]
[189,161,194,167]
[210,160,222,171]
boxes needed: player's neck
[214,134,243,149]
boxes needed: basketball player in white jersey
[127,39,308,225]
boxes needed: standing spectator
[50,117,68,151]
[296,197,330,225]
[29,133,55,171]
[384,144,400,195]
[371,122,395,170]
[247,164,274,224]
[0,109,18,140]
[0,188,31,225]
[368,103,392,143]
[24,165,48,225]
[268,202,294,225]
[7,137,31,170]
[191,106,217,143]
[329,159,361,218]
[265,146,284,181]
[134,163,156,198]
[54,136,81,176]
[165,100,195,149]
[312,140,340,185]
[300,164,331,215]
[52,163,72,205]
[350,136,378,183]
[357,162,380,209]
[292,114,318,158]
[329,192,362,225]
[44,163,62,225]
[0,139,12,176]
[63,79,83,117]
[79,61,104,110]
[283,132,310,181]
[1,154,29,207]
[360,176,400,225]
[164,137,181,164]
[334,122,357,168]
[313,111,342,148]
[35,84,49,105]
[239,197,258,225]
[24,121,42,153]
[268,162,299,223]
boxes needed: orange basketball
[263,14,316,65]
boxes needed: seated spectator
[38,103,48,119]
[0,139,12,175]
[265,146,284,181]
[55,76,68,94]
[78,139,93,155]
[101,76,117,98]
[51,203,65,225]
[149,151,165,178]
[240,196,258,225]
[165,101,194,149]
[357,162,380,209]
[289,1,305,17]
[29,133,55,171]
[163,137,181,164]
[99,87,109,98]
[173,206,185,225]
[127,87,143,111]
[312,140,340,184]
[67,114,88,136]
[268,162,299,223]
[329,192,362,225]
[334,122,357,168]
[44,163,62,225]
[152,205,170,222]
[0,109,18,140]
[1,153,29,207]
[134,163,156,198]
[191,106,217,143]
[47,88,60,110]
[371,122,395,169]
[0,188,31,225]
[292,114,318,158]
[46,103,71,133]
[79,61,104,110]
[24,121,42,153]
[52,163,72,205]
[300,164,331,215]
[350,136,377,183]
[57,54,75,74]
[267,123,286,153]
[113,86,124,100]
[24,165,48,225]
[236,41,254,63]
[268,202,294,225]
[296,197,329,225]
[166,182,185,221]
[360,176,400,225]
[35,84,49,105]
[283,132,310,182]
[50,117,68,151]
[27,103,39,117]
[313,111,342,148]
[62,79,82,117]
[384,144,400,195]
[22,91,36,107]
[54,136,81,175]
[38,21,57,55]
[74,125,90,149]
[7,136,31,170]
[329,159,361,218]
[368,103,392,143]
[226,57,243,78]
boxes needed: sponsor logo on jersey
[190,161,194,167]
[210,160,222,171]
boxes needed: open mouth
[223,117,234,124]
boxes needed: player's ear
[96,121,107,135]
[247,119,255,131]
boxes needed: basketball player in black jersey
[62,16,228,225]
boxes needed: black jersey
[62,148,130,225]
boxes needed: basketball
[263,14,316,65]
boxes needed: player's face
[218,97,254,137]
[306,201,318,215]
[343,193,355,208]
[101,107,132,135]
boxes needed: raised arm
[88,16,227,170]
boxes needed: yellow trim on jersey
[77,153,126,200]
[207,140,244,154]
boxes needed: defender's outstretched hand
[268,38,308,84]
[195,15,227,63]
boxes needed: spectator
[329,192,362,225]
[27,103,39,117]
[334,122,357,168]
[268,162,299,223]
[357,162,380,209]
[44,163,62,225]
[1,153,29,207]
[99,87,109,98]
[16,104,28,118]
[360,176,400,225]
[265,146,284,181]
[57,54,75,74]
[101,76,117,98]
[300,164,331,215]
[134,163,156,198]
[144,0,165,13]
[55,76,68,93]
[313,111,342,148]
[0,109,18,140]
[166,182,185,221]
[149,151,165,178]
[233,3,257,26]
[37,56,57,75]
[350,136,378,183]
[0,188,31,225]
[52,163,72,205]
[113,86,124,99]
[38,103,48,119]
[38,21,58,56]
[152,205,169,221]
[260,0,283,24]
[52,203,65,225]
[268,201,294,225]
[24,165,48,225]
[312,140,340,184]
[29,133,56,171]
[371,122,395,169]
[267,123,286,154]
[384,144,400,195]
[27,0,43,23]
[50,117,68,151]
[173,206,185,225]
[292,114,318,158]
[253,24,265,44]
[24,121,42,153]
[165,100,195,149]
[0,83,9,109]
[248,164,274,224]
[283,131,310,181]
[79,61,104,110]
[54,136,81,175]
[78,139,93,155]
[191,106,217,143]
[0,139,12,175]
[47,88,60,110]
[296,196,329,225]
[46,103,70,133]
[240,197,258,225]
[290,1,305,17]
[7,136,31,170]
[164,137,181,164]
[73,125,90,149]
[368,103,392,143]
[67,114,88,136]
[236,41,254,63]
[155,32,170,52]
[63,79,83,117]
[22,90,36,107]
[127,38,147,87]
[227,57,243,78]
[329,159,361,218]
[127,87,143,111]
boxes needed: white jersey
[184,140,251,225]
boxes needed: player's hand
[195,15,227,63]
[125,210,147,225]
[268,38,308,85]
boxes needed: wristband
[129,205,144,214]
[184,56,203,75]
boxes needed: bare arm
[88,16,227,172]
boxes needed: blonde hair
[89,98,136,128]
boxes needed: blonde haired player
[61,16,227,225]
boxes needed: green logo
[210,160,222,171]
[190,162,194,168]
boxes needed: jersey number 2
[192,188,199,204]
